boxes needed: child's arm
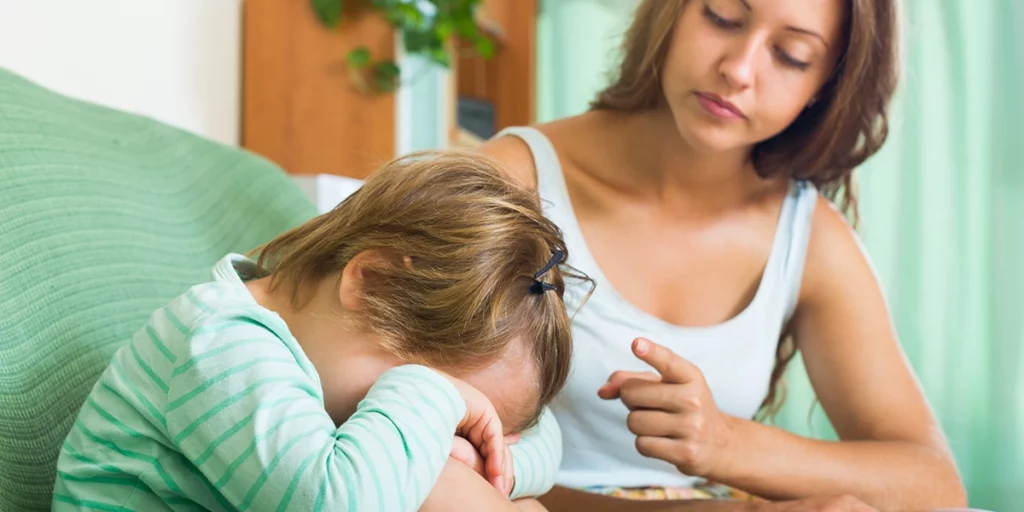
[166,319,465,511]
[508,407,562,499]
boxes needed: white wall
[0,0,242,146]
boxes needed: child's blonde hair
[254,151,589,428]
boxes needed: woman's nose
[718,39,758,91]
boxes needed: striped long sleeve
[508,407,562,499]
[165,313,464,511]
[53,254,470,512]
[53,254,565,511]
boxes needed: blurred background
[0,0,1019,510]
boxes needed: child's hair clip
[529,249,565,295]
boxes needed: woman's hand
[597,338,736,478]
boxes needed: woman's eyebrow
[787,26,830,49]
[737,0,830,50]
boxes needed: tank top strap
[493,126,569,199]
[494,126,578,233]
[778,180,819,325]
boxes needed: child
[53,152,588,511]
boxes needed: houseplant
[310,0,496,93]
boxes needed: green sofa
[0,69,317,511]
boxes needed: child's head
[254,152,588,431]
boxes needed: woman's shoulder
[806,192,861,264]
[798,191,875,307]
[477,128,541,191]
[477,116,593,191]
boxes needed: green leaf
[346,47,372,68]
[373,61,401,79]
[310,0,493,88]
[372,61,401,92]
[370,0,399,10]
[403,29,441,54]
[310,0,343,28]
[397,4,426,29]
[474,36,496,59]
[434,19,453,40]
[426,47,451,67]
[454,16,477,38]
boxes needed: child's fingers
[462,410,505,487]
[483,417,504,482]
[449,436,485,476]
[467,413,505,493]
[448,374,507,491]
[502,445,515,496]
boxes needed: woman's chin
[669,110,749,154]
[677,125,748,155]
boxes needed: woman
[476,0,967,510]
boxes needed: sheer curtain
[537,1,1023,509]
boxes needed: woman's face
[661,0,846,153]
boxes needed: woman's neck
[590,109,774,215]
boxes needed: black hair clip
[529,249,565,295]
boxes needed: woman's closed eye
[702,2,815,72]
[775,48,811,71]
[703,4,742,30]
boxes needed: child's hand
[449,435,518,496]
[498,442,515,496]
[449,436,485,475]
[443,374,509,494]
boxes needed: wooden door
[242,0,396,178]
[454,0,538,147]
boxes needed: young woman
[478,0,967,510]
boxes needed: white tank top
[497,127,819,489]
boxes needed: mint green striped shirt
[53,254,562,511]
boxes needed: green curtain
[537,1,1023,510]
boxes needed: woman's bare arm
[420,459,520,511]
[699,199,966,510]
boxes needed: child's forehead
[458,345,541,434]
[495,384,543,435]
[509,402,545,435]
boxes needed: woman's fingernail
[635,339,648,355]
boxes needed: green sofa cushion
[0,69,317,511]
